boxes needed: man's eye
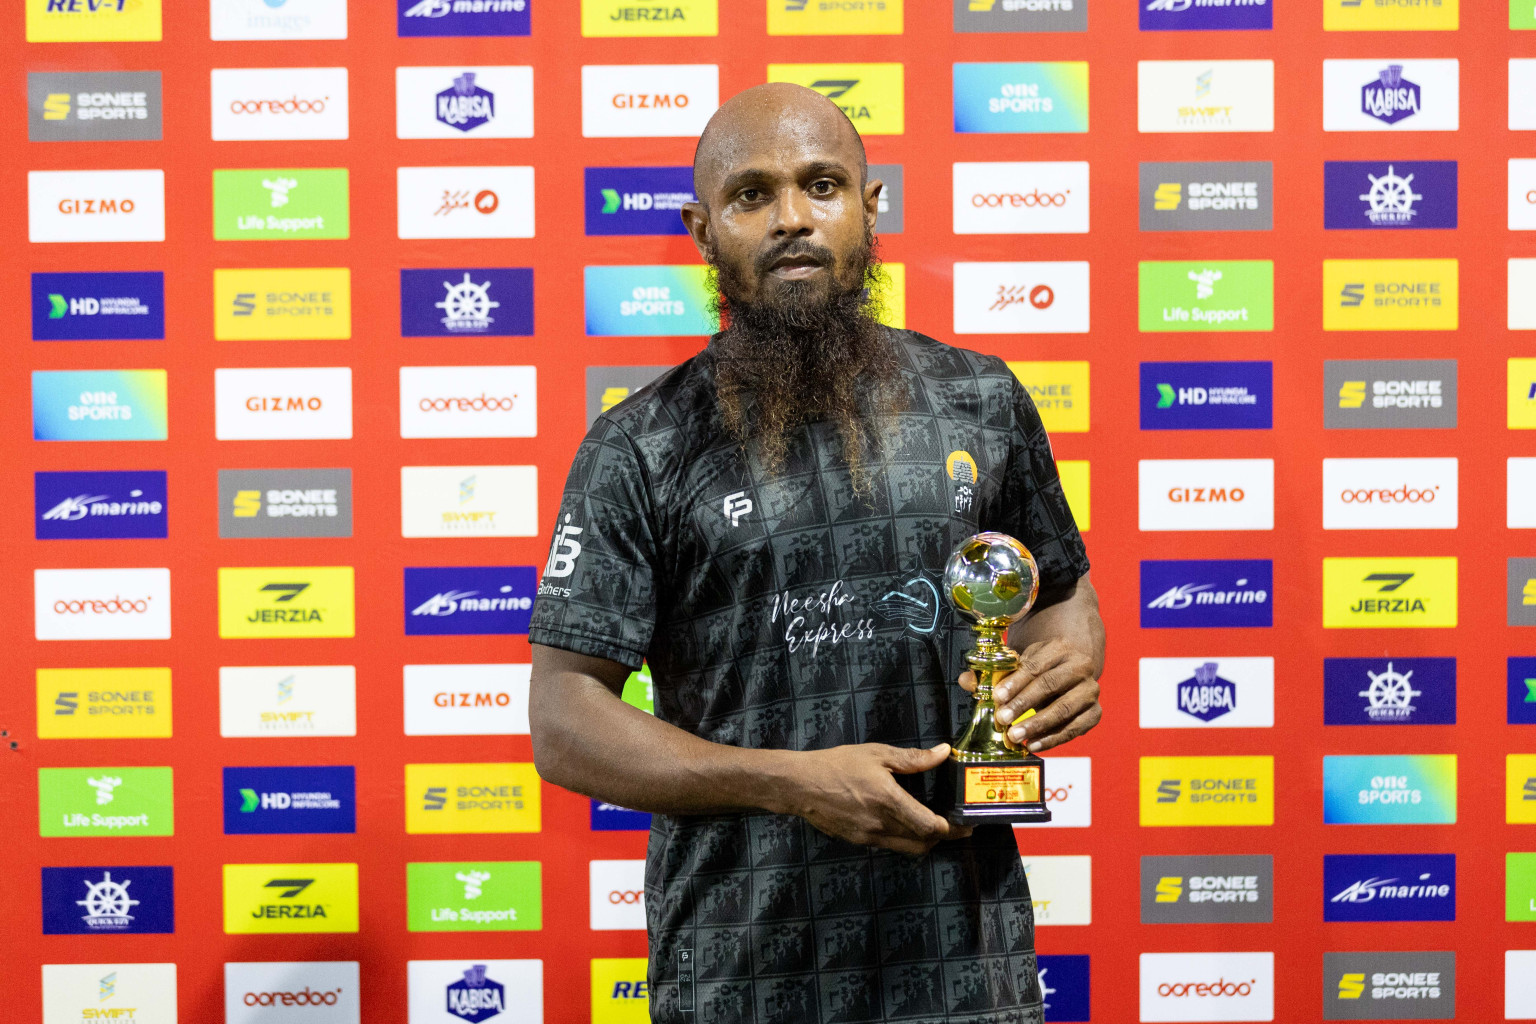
[810,181,835,195]
[739,189,761,202]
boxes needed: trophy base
[935,756,1053,826]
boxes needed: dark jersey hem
[527,625,647,671]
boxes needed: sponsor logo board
[1140,361,1272,430]
[212,0,348,39]
[586,0,719,35]
[223,765,356,835]
[591,801,651,831]
[1142,0,1270,29]
[406,861,541,931]
[41,963,177,1024]
[1324,853,1455,922]
[952,62,1089,133]
[1510,950,1536,1019]
[29,169,164,244]
[1511,657,1536,724]
[1327,0,1457,30]
[28,71,162,142]
[35,567,170,641]
[584,167,694,236]
[954,0,1086,32]
[1325,754,1457,824]
[953,161,1089,234]
[1324,258,1457,331]
[397,165,535,239]
[213,169,349,241]
[1323,458,1457,530]
[953,261,1090,334]
[33,369,168,442]
[590,860,645,930]
[214,367,353,441]
[38,766,173,837]
[405,566,536,635]
[214,267,351,340]
[222,863,359,934]
[1030,755,1091,829]
[398,0,530,36]
[36,667,172,739]
[407,960,542,1024]
[1510,755,1536,822]
[1322,557,1457,628]
[219,665,357,738]
[585,365,668,426]
[1513,558,1536,626]
[1036,954,1090,1022]
[405,763,542,834]
[1007,361,1089,433]
[35,470,167,540]
[1138,658,1274,729]
[217,566,356,639]
[591,956,651,1023]
[1323,658,1456,725]
[401,267,533,338]
[1139,260,1273,332]
[1138,60,1275,133]
[218,468,353,539]
[403,664,532,736]
[1325,359,1456,429]
[401,466,538,538]
[768,0,899,34]
[1140,855,1273,924]
[211,67,349,141]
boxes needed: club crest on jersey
[947,450,979,514]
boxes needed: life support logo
[590,860,647,930]
[405,763,541,834]
[405,860,542,933]
[1139,756,1274,826]
[37,765,174,838]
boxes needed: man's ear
[680,202,711,262]
[863,178,884,235]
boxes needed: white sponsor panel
[44,963,178,1024]
[1021,855,1091,926]
[397,165,535,239]
[1510,950,1536,1019]
[28,170,165,243]
[406,960,542,1024]
[225,961,360,1023]
[1139,459,1274,532]
[400,366,537,439]
[219,666,358,738]
[36,568,170,641]
[1030,755,1090,829]
[210,0,348,40]
[401,465,539,538]
[403,664,531,736]
[1139,952,1274,1023]
[952,261,1090,334]
[1323,59,1459,132]
[1513,259,1536,329]
[952,162,1090,234]
[1511,459,1536,529]
[1514,61,1536,131]
[210,67,349,141]
[214,367,353,441]
[1138,60,1274,133]
[1323,457,1458,530]
[395,66,534,139]
[581,64,718,138]
[1511,160,1536,230]
[1139,657,1276,729]
[590,859,647,930]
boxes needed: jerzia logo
[222,862,359,934]
[1323,558,1457,628]
[217,566,356,639]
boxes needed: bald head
[692,83,867,206]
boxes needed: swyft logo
[401,466,539,539]
[211,67,350,141]
[1138,60,1275,133]
[219,666,357,739]
[41,963,178,1024]
[582,64,719,137]
[29,169,165,243]
[35,567,170,641]
[1021,855,1091,925]
[1139,952,1273,1023]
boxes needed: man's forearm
[1010,573,1104,674]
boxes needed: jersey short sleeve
[527,416,660,671]
[990,375,1091,590]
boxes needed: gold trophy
[935,532,1052,824]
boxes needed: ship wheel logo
[436,272,500,333]
[1358,661,1421,720]
[77,871,139,929]
[1359,165,1422,226]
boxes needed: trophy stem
[952,619,1023,758]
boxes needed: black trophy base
[935,756,1053,826]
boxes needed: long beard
[707,235,906,498]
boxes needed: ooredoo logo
[242,987,342,1006]
[1322,458,1457,530]
[28,170,165,243]
[215,368,353,441]
[581,64,718,137]
[953,162,1089,234]
[1036,755,1091,828]
[590,859,646,929]
[400,366,537,438]
[225,960,360,1023]
[1140,952,1273,1022]
[35,568,171,641]
[211,68,350,141]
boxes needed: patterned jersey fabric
[530,327,1090,1024]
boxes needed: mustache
[753,239,837,277]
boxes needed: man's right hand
[779,742,973,856]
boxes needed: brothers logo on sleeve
[767,64,903,135]
[403,664,531,736]
[407,960,542,1024]
[397,166,535,239]
[1323,60,1459,131]
[217,566,356,639]
[952,261,1090,334]
[1138,161,1272,231]
[400,366,538,438]
[1138,657,1274,729]
[1139,952,1274,1023]
[1322,558,1457,628]
[1325,359,1456,429]
[32,272,164,341]
[26,0,162,42]
[1324,754,1456,824]
[35,567,171,641]
[1324,853,1455,922]
[29,169,165,244]
[38,766,173,838]
[585,0,718,35]
[1322,458,1458,530]
[1327,0,1457,31]
[211,0,348,39]
[35,470,167,540]
[1138,260,1273,332]
[210,67,350,142]
[1141,0,1270,30]
[222,863,359,934]
[219,468,353,540]
[1323,658,1455,725]
[407,861,542,931]
[214,367,353,441]
[1141,559,1272,628]
[400,268,533,337]
[42,865,174,935]
[36,666,172,740]
[581,64,719,137]
[1138,756,1274,826]
[1138,459,1273,532]
[953,162,1089,234]
[1020,855,1091,925]
[1323,952,1454,1021]
[223,766,356,835]
[219,665,357,738]
[398,0,530,36]
[1324,259,1457,331]
[214,268,351,339]
[404,567,536,636]
[954,0,1086,33]
[1140,362,1272,430]
[1007,361,1089,433]
[584,265,715,336]
[1140,855,1273,924]
[395,67,534,139]
[952,63,1088,134]
[768,0,899,34]
[400,467,539,538]
[1324,161,1456,230]
[1138,60,1275,133]
[405,763,542,834]
[41,963,178,1024]
[584,167,695,236]
[224,961,360,1024]
[213,169,350,241]
[28,72,162,142]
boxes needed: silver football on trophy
[942,532,1040,625]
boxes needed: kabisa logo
[1324,161,1457,230]
[397,67,533,139]
[35,470,167,540]
[1325,359,1457,429]
[1324,59,1458,132]
[955,0,1086,34]
[1138,260,1274,332]
[1140,361,1272,430]
[1322,754,1457,824]
[1139,755,1274,826]
[1324,952,1455,1019]
[1138,161,1273,231]
[406,860,542,932]
[1362,64,1420,125]
[766,63,904,134]
[38,766,174,837]
[1034,955,1090,1021]
[222,862,359,934]
[584,166,695,236]
[223,765,356,835]
[212,168,350,241]
[1509,657,1536,724]
[1140,855,1273,924]
[41,865,174,935]
[1323,658,1456,725]
[1139,657,1274,729]
[398,0,529,36]
[438,71,493,131]
[584,265,716,336]
[1176,662,1235,722]
[952,62,1089,133]
[405,763,542,834]
[405,566,537,636]
[25,0,163,43]
[1140,559,1272,628]
[36,666,173,741]
[28,71,162,142]
[1323,854,1455,922]
[1140,0,1271,32]
[219,468,353,540]
[400,268,534,337]
[32,369,169,442]
[1322,558,1457,628]
[31,271,163,341]
[445,964,505,1022]
[217,566,357,639]
[584,0,721,37]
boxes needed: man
[529,83,1104,1024]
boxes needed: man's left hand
[957,638,1101,753]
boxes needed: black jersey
[530,328,1090,1024]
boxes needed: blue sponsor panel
[1322,754,1457,825]
[1140,560,1273,628]
[1140,0,1271,30]
[405,566,537,636]
[35,470,168,540]
[1323,160,1457,230]
[1139,361,1272,430]
[1037,954,1090,1022]
[584,167,695,236]
[398,0,530,36]
[1323,853,1455,922]
[400,268,533,338]
[1323,657,1455,725]
[591,799,652,831]
[42,865,175,935]
[222,766,357,835]
[32,272,165,341]
[1512,658,1536,724]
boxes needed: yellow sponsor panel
[1511,755,1536,823]
[768,0,903,35]
[1139,756,1274,826]
[223,863,359,934]
[1323,259,1458,332]
[767,64,904,135]
[26,0,162,42]
[406,763,542,834]
[1325,0,1457,31]
[1058,461,1089,531]
[213,268,352,341]
[1322,557,1457,629]
[873,262,905,329]
[1511,359,1536,428]
[1008,361,1090,433]
[218,566,356,639]
[592,958,651,1024]
[581,0,718,36]
[36,668,171,739]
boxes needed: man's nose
[769,185,814,237]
